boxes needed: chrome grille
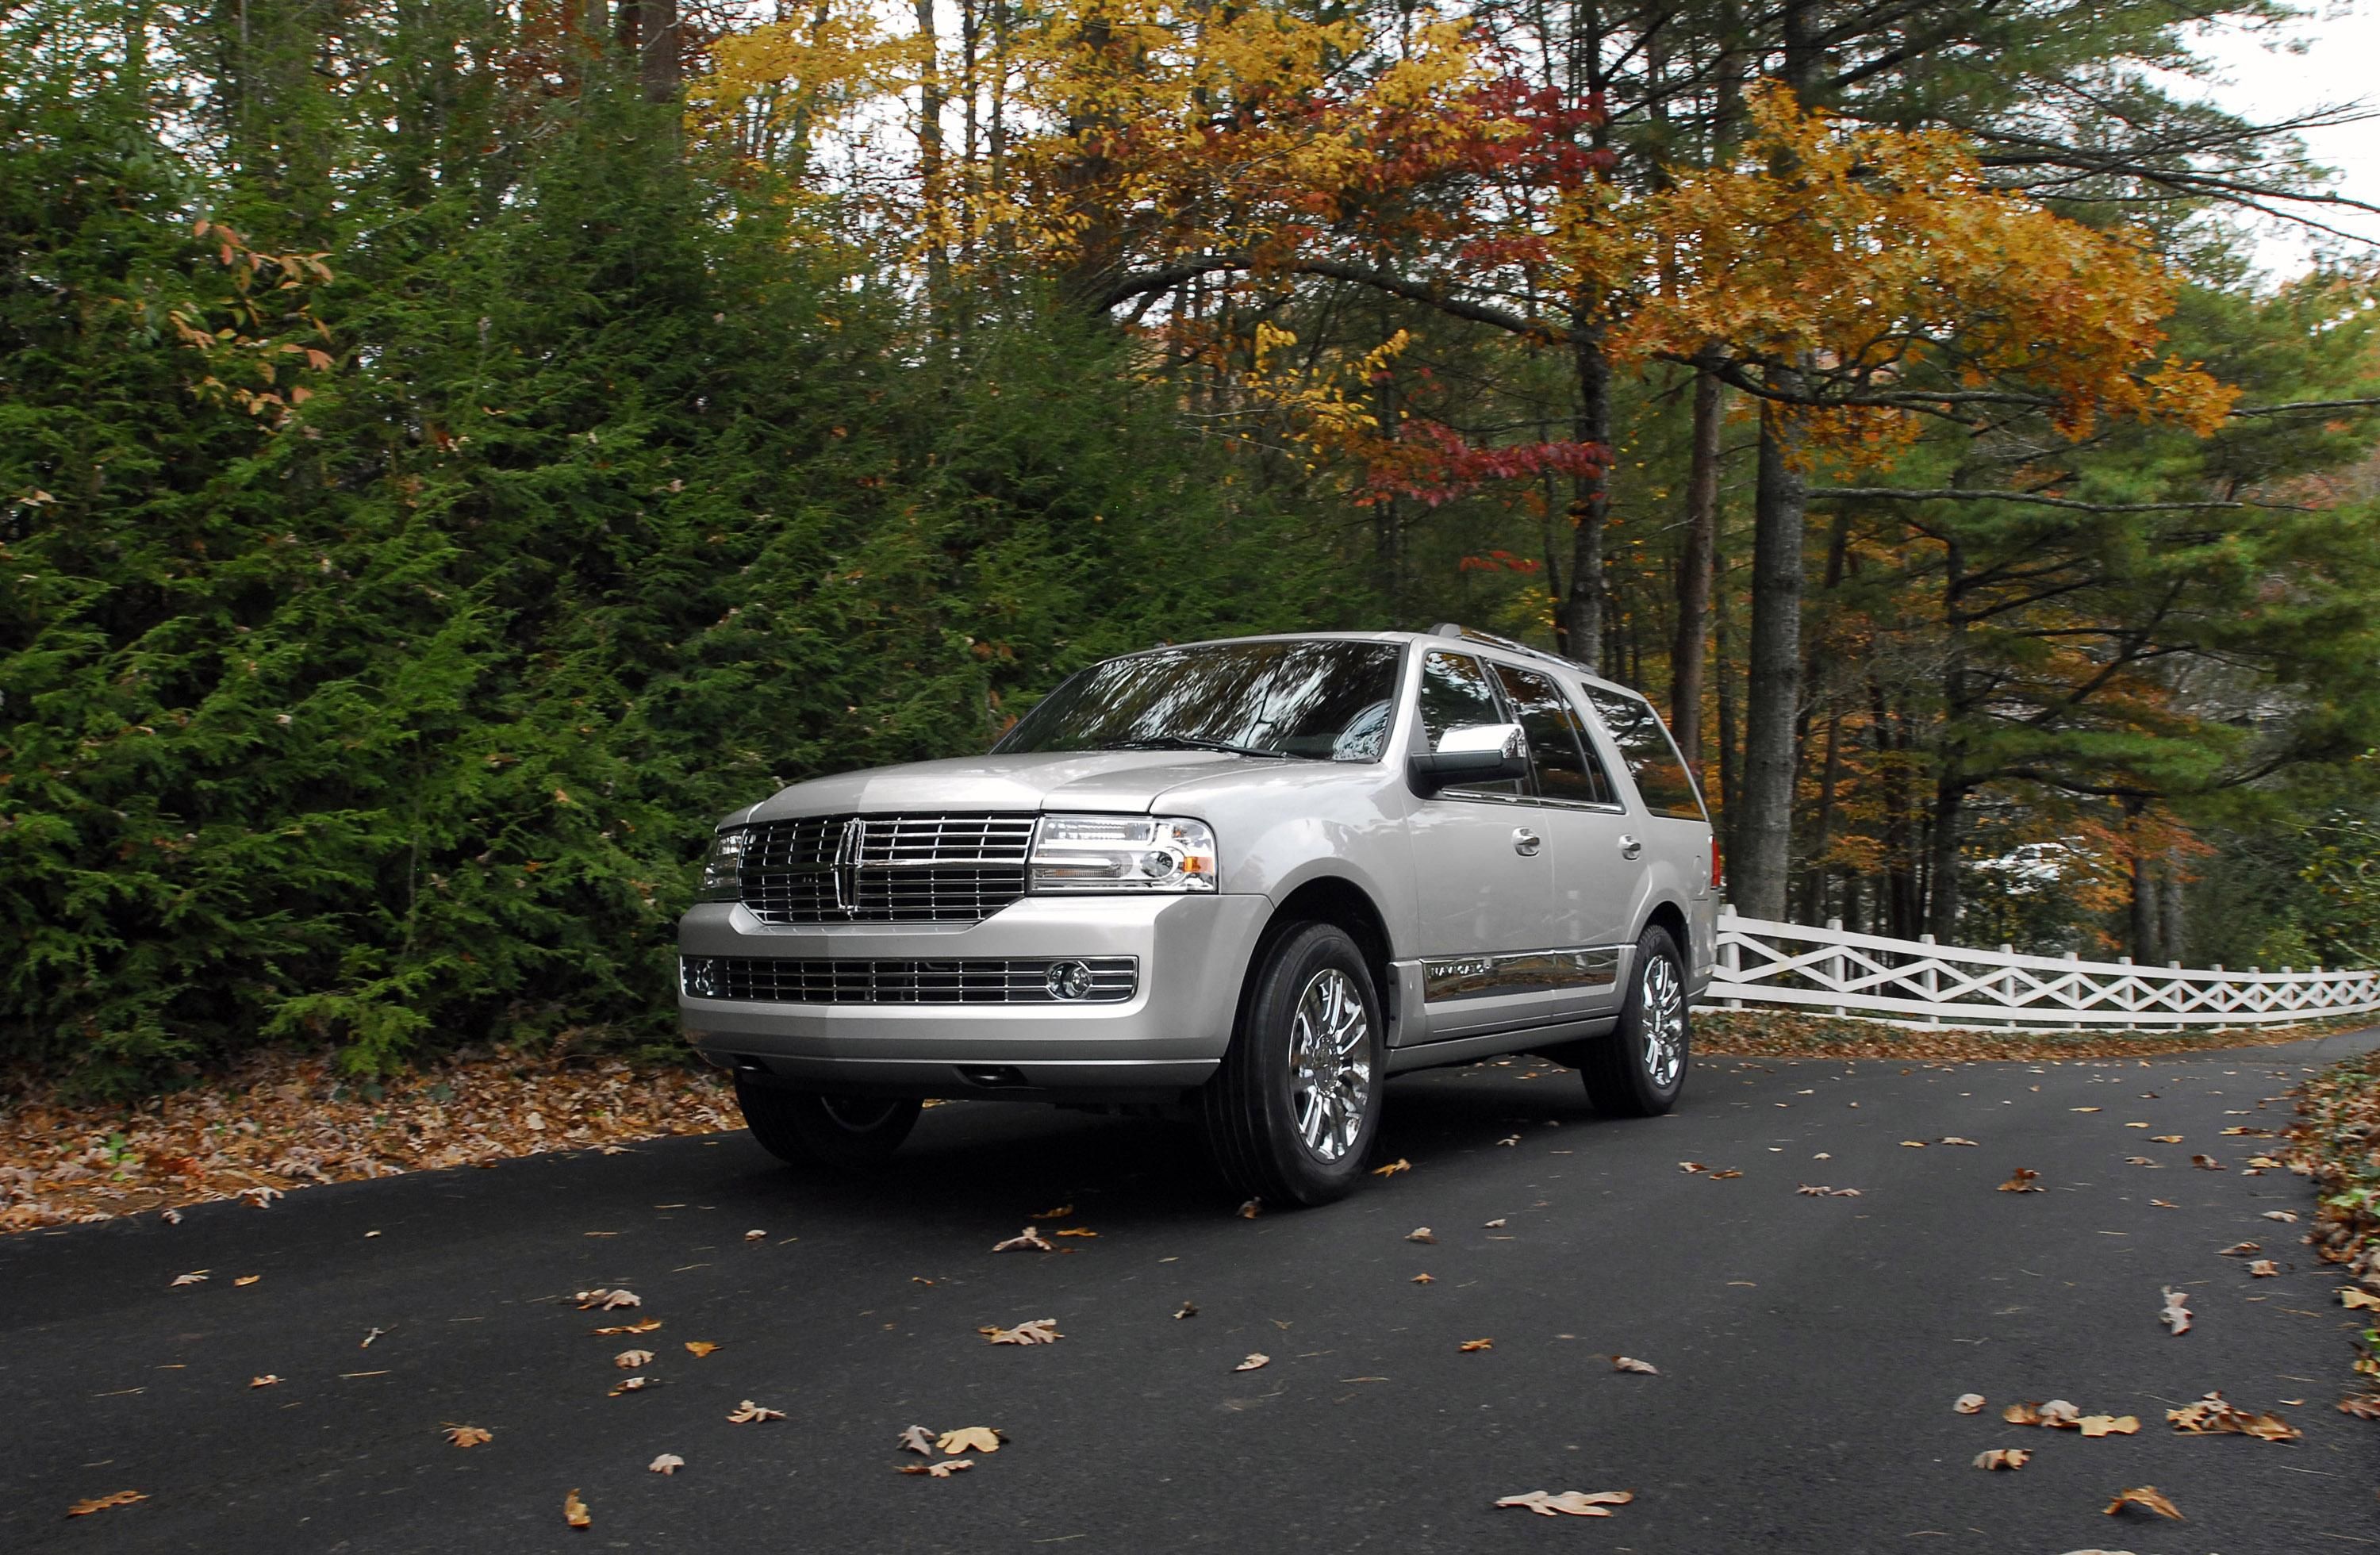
[683,955,1138,1004]
[738,813,1037,923]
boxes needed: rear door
[1487,661,1637,1016]
[1403,648,1560,1037]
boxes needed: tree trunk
[638,0,678,102]
[2158,852,2187,963]
[1670,353,1722,767]
[1733,394,1806,920]
[1560,321,1613,673]
[2129,847,2159,963]
[1714,535,1739,875]
[914,0,946,305]
[1927,778,1965,942]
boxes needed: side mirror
[1408,722,1529,797]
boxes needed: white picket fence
[1701,907,2380,1030]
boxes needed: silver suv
[678,626,1718,1205]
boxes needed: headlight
[697,827,749,900]
[1030,814,1217,893]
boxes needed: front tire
[1202,923,1384,1207]
[1580,925,1690,1117]
[734,1077,922,1171]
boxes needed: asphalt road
[7,1030,2379,1555]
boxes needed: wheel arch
[1253,876,1397,1025]
[1641,897,1690,962]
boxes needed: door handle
[1618,834,1643,860]
[1512,827,1542,857]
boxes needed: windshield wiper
[1098,735,1298,760]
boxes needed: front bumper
[676,893,1272,1100]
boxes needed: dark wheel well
[1257,877,1396,1027]
[1644,900,1688,962]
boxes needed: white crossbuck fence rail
[1700,907,2380,1029]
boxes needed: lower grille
[682,955,1138,1005]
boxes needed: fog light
[681,956,721,998]
[1045,960,1095,1000]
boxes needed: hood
[737,750,1270,823]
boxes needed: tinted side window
[1583,689,1706,820]
[1491,664,1614,805]
[1416,651,1521,797]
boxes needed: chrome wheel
[1288,967,1374,1162]
[1641,953,1687,1090]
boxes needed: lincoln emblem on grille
[831,818,866,914]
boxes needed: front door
[1403,649,1559,1038]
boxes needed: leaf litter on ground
[980,1319,1061,1346]
[1494,1490,1633,1518]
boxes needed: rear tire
[734,1077,922,1171]
[1202,923,1384,1208]
[1580,925,1690,1118]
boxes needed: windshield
[995,640,1403,762]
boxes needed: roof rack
[1429,622,1592,677]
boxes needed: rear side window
[1583,689,1706,820]
[1491,664,1615,805]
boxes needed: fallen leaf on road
[1031,1204,1073,1219]
[1830,1188,1862,1197]
[2218,1242,2262,1256]
[2125,1122,2150,1128]
[1953,1393,1985,1414]
[1972,1449,2030,1469]
[1052,1229,1099,1241]
[684,1341,719,1357]
[1237,1199,1261,1219]
[161,1209,181,1225]
[2190,1154,2224,1171]
[2125,1156,2159,1165]
[233,1275,260,1287]
[1611,1356,1659,1374]
[2103,1485,2182,1520]
[726,1400,782,1423]
[1484,1218,1507,1228]
[609,1376,651,1396]
[360,1327,386,1348]
[250,1375,280,1388]
[2006,1400,2080,1427]
[1497,1135,1521,1147]
[592,1318,660,1335]
[574,1288,639,1311]
[2149,1199,2178,1208]
[444,1426,492,1448]
[1899,1140,1927,1148]
[1998,1168,2044,1193]
[648,1454,684,1476]
[2073,1107,2102,1113]
[1459,1338,1493,1352]
[980,1319,1061,1346]
[2159,1288,2192,1336]
[563,1489,592,1529]
[1411,1273,1434,1284]
[897,1425,936,1455]
[613,1349,654,1369]
[2340,1288,2380,1311]
[2338,1393,2380,1419]
[895,1447,971,1476]
[1494,1490,1633,1518]
[1235,1353,1271,1371]
[743,1229,766,1242]
[936,1426,1001,1454]
[2167,1392,2301,1442]
[1679,1161,1706,1173]
[2263,1210,2298,1223]
[991,1227,1052,1253]
[1405,1227,1437,1243]
[1796,1184,1832,1196]
[2219,1126,2272,1136]
[1173,1302,1198,1319]
[67,1491,146,1517]
[2150,1135,2184,1144]
[1370,1158,1411,1177]
[1939,1136,1979,1146]
[1708,1169,1742,1179]
[170,1271,209,1287]
[2246,1155,2282,1169]
[2078,1415,2140,1437]
[2248,1259,2281,1277]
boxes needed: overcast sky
[2184,2,2380,276]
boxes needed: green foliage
[0,21,1350,1089]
